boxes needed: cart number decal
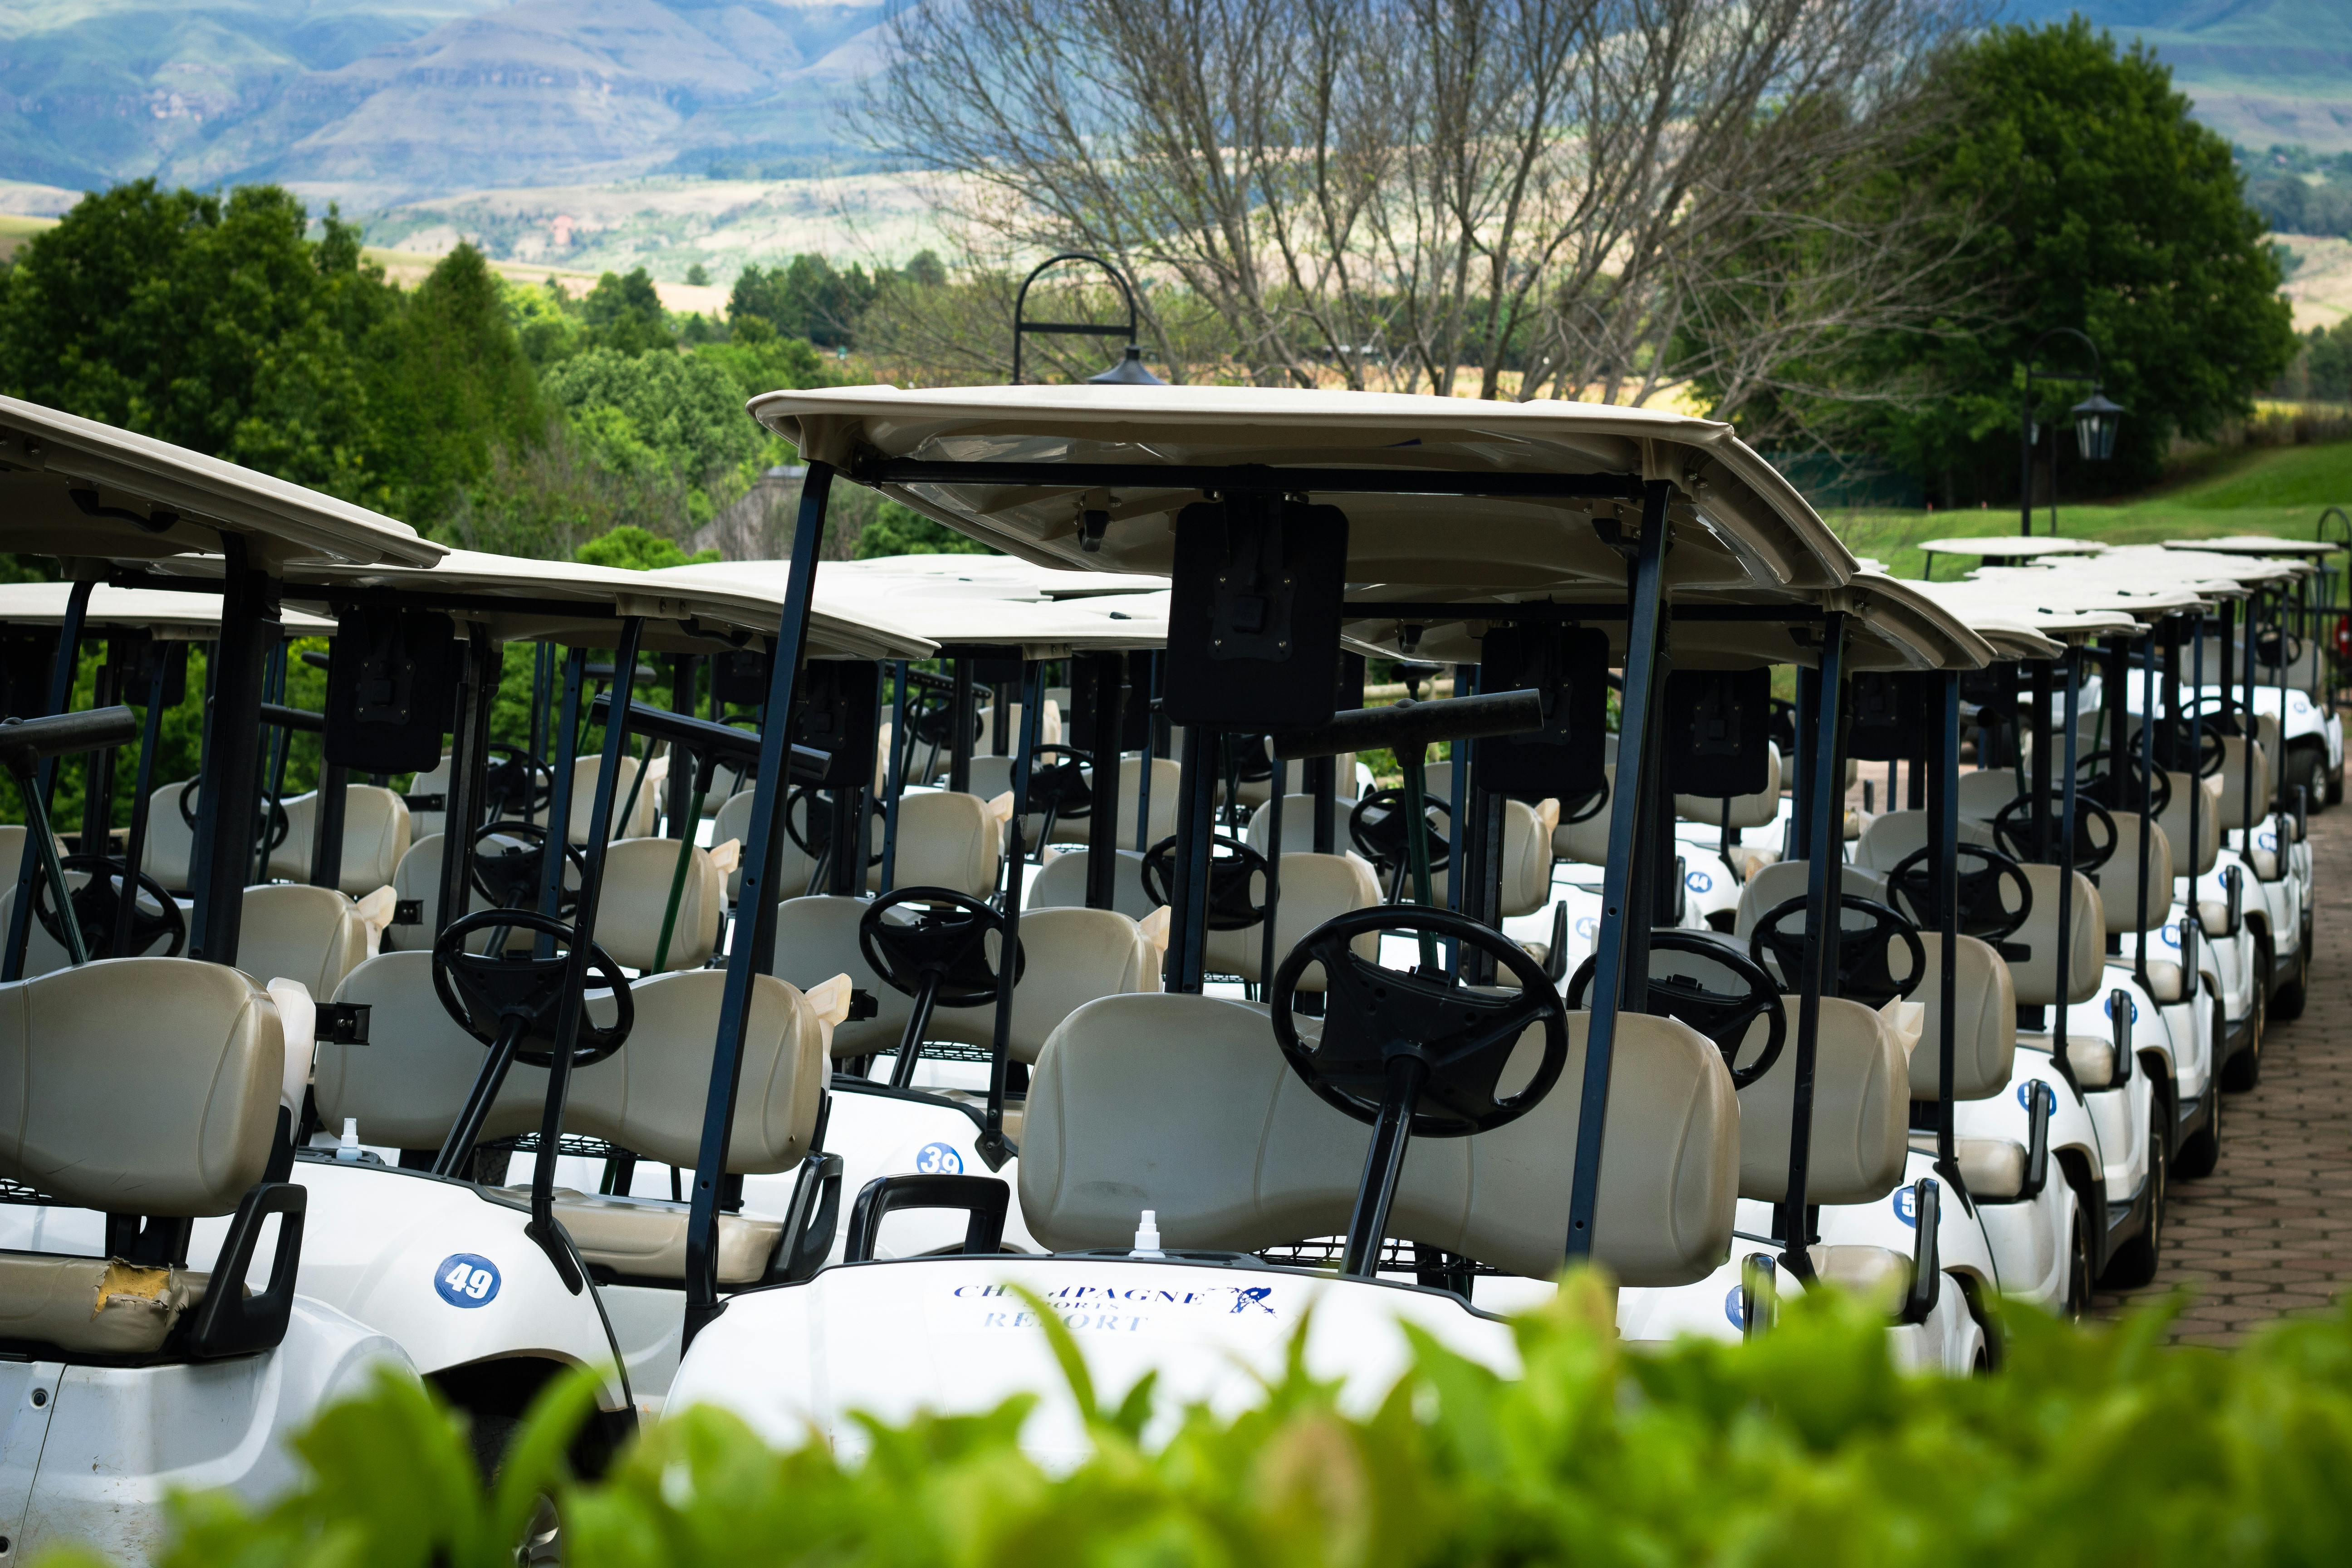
[1686,869,1712,894]
[435,1253,501,1308]
[1725,1285,1747,1329]
[1892,1187,1919,1228]
[914,1142,965,1175]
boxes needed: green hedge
[43,1277,2352,1567]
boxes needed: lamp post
[2017,327,2124,537]
[1011,252,1165,386]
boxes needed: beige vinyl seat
[1019,993,1737,1286]
[0,867,181,977]
[570,755,660,843]
[140,780,201,892]
[2095,817,2182,1001]
[1400,773,1558,918]
[268,785,413,894]
[1731,860,1892,940]
[1203,853,1383,986]
[1553,766,1615,866]
[2157,769,2222,880]
[769,895,908,1058]
[867,790,1003,900]
[318,950,552,1151]
[0,958,283,1355]
[501,969,829,1284]
[2214,735,2271,844]
[239,883,373,1000]
[2004,862,2112,1087]
[1907,933,2029,1200]
[405,756,451,841]
[1853,809,1997,874]
[1956,769,2020,823]
[594,836,726,973]
[926,906,1162,1063]
[1734,996,1910,1206]
[1246,794,1366,856]
[1028,847,1156,920]
[710,788,851,902]
[1674,742,1783,829]
[381,834,567,954]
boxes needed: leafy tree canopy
[1828,19,2298,496]
[574,524,719,571]
[580,267,671,356]
[539,347,764,489]
[730,255,880,349]
[854,500,995,558]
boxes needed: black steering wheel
[176,779,289,850]
[2143,715,2228,779]
[1026,744,1094,821]
[1560,774,1610,826]
[784,786,885,867]
[481,743,556,818]
[469,820,587,913]
[30,853,185,960]
[859,888,1024,1008]
[1348,788,1452,871]
[1142,833,1269,930]
[1565,931,1785,1090]
[1749,894,1927,1009]
[1270,906,1569,1136]
[911,687,985,746]
[2257,627,2306,669]
[1886,843,2033,945]
[2076,749,2171,816]
[1992,792,2117,872]
[431,908,633,1069]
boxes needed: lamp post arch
[1011,252,1163,386]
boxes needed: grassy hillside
[1829,439,2352,578]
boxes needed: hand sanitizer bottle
[1130,1209,1165,1259]
[337,1117,363,1161]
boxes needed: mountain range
[0,0,2345,251]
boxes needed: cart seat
[927,906,1161,1063]
[2213,736,2270,829]
[240,883,373,1000]
[269,785,412,893]
[317,950,552,1150]
[1203,853,1382,986]
[1246,794,1365,856]
[1675,742,1782,830]
[568,754,659,844]
[1731,860,1890,940]
[1908,933,2016,1102]
[868,791,1003,900]
[1734,996,1910,1205]
[1019,993,1737,1287]
[1852,809,1997,873]
[2158,770,2221,878]
[595,836,725,972]
[2093,818,2175,936]
[1956,769,2018,822]
[1553,765,1616,866]
[769,895,905,1058]
[1028,848,1155,919]
[2004,865,2106,1007]
[710,788,855,902]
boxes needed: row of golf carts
[0,383,2334,1558]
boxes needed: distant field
[0,212,54,261]
[1828,440,2352,579]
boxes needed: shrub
[39,1276,2352,1567]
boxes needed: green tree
[364,245,546,522]
[1837,20,2298,496]
[693,314,831,402]
[580,267,671,355]
[853,499,995,559]
[539,348,764,494]
[728,255,879,348]
[574,525,720,571]
[2304,319,2352,402]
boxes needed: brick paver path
[2092,800,2352,1344]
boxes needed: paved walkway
[2092,801,2352,1345]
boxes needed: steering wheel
[2257,627,2306,669]
[2075,749,2171,816]
[1564,931,1785,1089]
[858,888,1023,1008]
[1561,774,1610,826]
[468,820,587,913]
[910,687,985,746]
[1141,833,1269,930]
[1269,906,1568,1136]
[481,743,556,818]
[431,908,633,1069]
[2143,715,2228,779]
[30,854,185,960]
[1348,788,1453,871]
[1749,894,1927,1008]
[1992,793,2117,871]
[1886,843,2033,945]
[1026,744,1094,820]
[176,779,289,850]
[1228,735,1275,785]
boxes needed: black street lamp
[1011,252,1164,386]
[2018,327,2124,536]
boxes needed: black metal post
[4,578,93,980]
[1779,611,1847,1274]
[188,549,275,968]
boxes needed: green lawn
[1828,440,2352,580]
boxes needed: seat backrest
[562,969,824,1173]
[142,780,200,891]
[2214,735,2271,826]
[1019,993,1737,1287]
[318,950,550,1149]
[240,883,372,999]
[2156,769,2221,878]
[1027,848,1156,920]
[1674,742,1783,830]
[1908,933,2016,1102]
[1956,769,2018,823]
[2095,816,2176,935]
[0,958,281,1215]
[1733,996,1908,1205]
[386,832,450,951]
[1499,797,1559,917]
[593,836,725,972]
[571,754,659,844]
[768,894,907,1057]
[1106,755,1183,853]
[928,906,1162,1062]
[711,789,828,901]
[269,785,413,894]
[2005,863,2105,1006]
[1853,809,1996,873]
[869,790,1001,899]
[1247,794,1364,855]
[406,755,452,841]
[1203,853,1382,985]
[1553,765,1615,865]
[1732,859,1891,939]
[0,864,184,977]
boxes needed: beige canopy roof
[1916,536,2103,561]
[1957,567,2193,624]
[659,556,1168,657]
[0,581,336,637]
[748,383,1858,597]
[0,397,443,572]
[1902,578,2130,650]
[2161,535,2343,559]
[142,548,935,663]
[820,554,1169,600]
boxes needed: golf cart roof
[1957,568,2192,625]
[0,580,336,637]
[657,558,1167,658]
[2107,544,2309,585]
[2161,534,2344,559]
[1902,578,2128,649]
[748,384,1858,595]
[141,548,935,662]
[1915,536,2104,562]
[0,396,444,572]
[2026,545,2296,599]
[822,554,1170,600]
